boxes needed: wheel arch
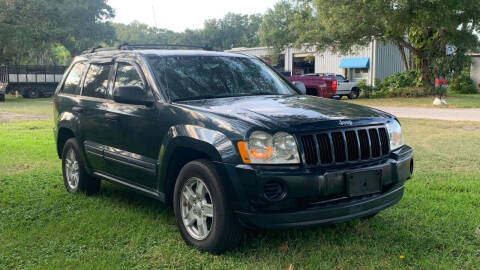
[157,125,240,205]
[57,127,76,158]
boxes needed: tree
[113,13,263,51]
[260,0,480,87]
[0,0,115,65]
[185,13,263,50]
[113,22,180,46]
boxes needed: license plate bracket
[346,170,382,197]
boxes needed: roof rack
[82,43,213,54]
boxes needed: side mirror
[292,81,307,95]
[344,79,349,82]
[113,86,154,106]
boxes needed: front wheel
[173,159,242,253]
[62,138,101,195]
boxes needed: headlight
[237,131,300,164]
[386,120,404,150]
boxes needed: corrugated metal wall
[374,42,405,81]
[471,56,480,91]
[227,41,405,85]
[314,45,372,76]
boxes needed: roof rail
[82,43,213,54]
[118,43,213,51]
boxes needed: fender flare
[157,125,240,195]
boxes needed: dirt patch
[0,112,50,122]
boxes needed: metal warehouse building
[470,53,480,91]
[226,40,405,85]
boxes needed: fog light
[263,181,285,201]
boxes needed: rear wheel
[27,89,40,99]
[62,138,100,195]
[173,159,242,253]
[348,88,360,99]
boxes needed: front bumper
[219,145,413,229]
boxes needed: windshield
[147,55,299,101]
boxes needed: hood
[175,95,392,132]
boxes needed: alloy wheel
[64,149,80,190]
[180,177,214,240]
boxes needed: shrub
[447,67,477,94]
[380,70,418,93]
[358,72,431,98]
[388,86,432,97]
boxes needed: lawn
[346,93,480,108]
[1,97,479,269]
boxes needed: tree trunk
[409,49,416,70]
[416,52,434,88]
[396,44,409,71]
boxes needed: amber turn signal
[237,141,251,164]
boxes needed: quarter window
[114,63,145,91]
[82,64,111,99]
[62,62,87,95]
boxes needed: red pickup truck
[288,74,337,98]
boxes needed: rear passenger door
[102,61,161,190]
[56,61,88,140]
[80,62,114,172]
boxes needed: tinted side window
[114,63,145,92]
[83,64,111,99]
[62,62,87,95]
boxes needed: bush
[358,71,432,98]
[380,70,418,92]
[447,67,477,94]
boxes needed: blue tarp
[339,57,370,68]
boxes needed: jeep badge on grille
[339,120,353,126]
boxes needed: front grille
[300,126,390,166]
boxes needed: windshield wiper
[172,94,237,102]
[173,92,282,102]
[234,92,282,97]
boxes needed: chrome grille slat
[300,126,390,166]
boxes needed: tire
[61,138,101,195]
[348,89,360,99]
[173,159,242,253]
[27,89,40,99]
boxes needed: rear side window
[82,64,111,99]
[62,62,87,95]
[114,63,145,92]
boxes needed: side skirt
[94,171,165,202]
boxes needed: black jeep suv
[53,45,413,253]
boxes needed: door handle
[72,106,83,113]
[104,112,119,121]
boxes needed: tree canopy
[260,0,480,87]
[0,0,115,65]
[111,13,263,51]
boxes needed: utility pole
[152,5,158,28]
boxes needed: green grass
[1,98,479,269]
[346,93,480,108]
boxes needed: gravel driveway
[372,106,480,121]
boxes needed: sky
[108,0,279,32]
